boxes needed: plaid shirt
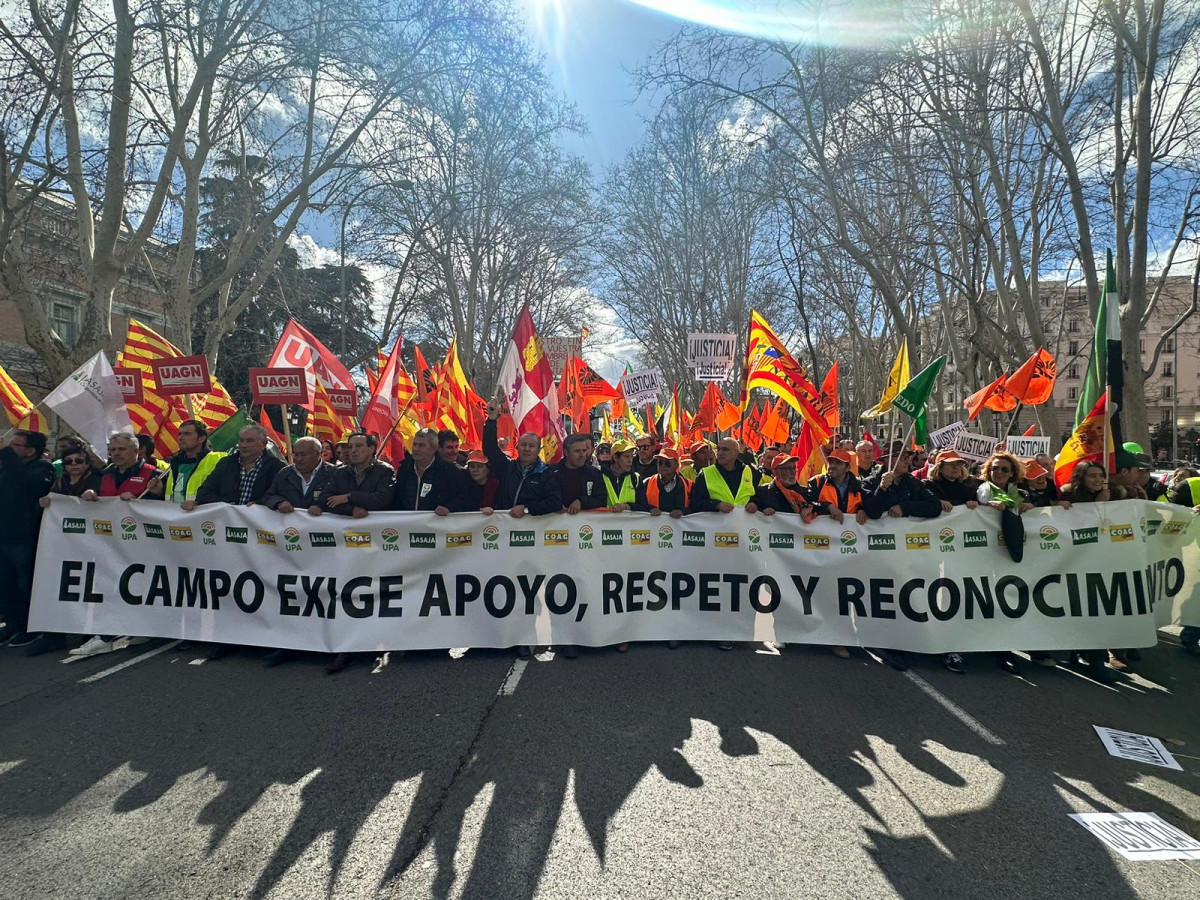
[237,454,265,505]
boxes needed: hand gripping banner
[30,499,1199,653]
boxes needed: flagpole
[2,398,47,440]
[1003,401,1024,439]
[1102,385,1112,486]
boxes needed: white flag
[43,352,133,450]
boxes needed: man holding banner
[196,425,283,507]
[0,430,55,647]
[163,420,221,509]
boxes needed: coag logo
[509,530,534,547]
[803,534,830,550]
[409,532,435,549]
[1109,523,1134,543]
[309,532,336,548]
[482,524,500,550]
[839,530,858,554]
[963,530,988,548]
[225,526,247,544]
[714,532,739,548]
[120,517,137,540]
[201,520,217,545]
[256,530,276,546]
[631,529,651,546]
[601,529,623,546]
[446,532,473,548]
[544,529,569,547]
[62,517,86,535]
[681,531,705,547]
[381,528,400,551]
[938,528,955,553]
[143,522,165,539]
[906,533,931,550]
[1070,525,1099,547]
[1162,520,1187,536]
[344,531,372,548]
[658,525,673,548]
[769,533,794,549]
[93,519,113,537]
[578,524,594,549]
[284,527,302,551]
[868,534,896,551]
[1038,525,1060,550]
[170,525,193,542]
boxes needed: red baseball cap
[466,450,489,465]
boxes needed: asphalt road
[1,636,1197,899]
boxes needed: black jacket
[753,480,813,516]
[0,447,55,543]
[195,452,285,506]
[447,475,502,512]
[483,419,562,515]
[862,469,942,520]
[805,473,865,515]
[550,461,605,510]
[928,477,982,507]
[391,455,460,511]
[261,461,341,511]
[324,459,394,514]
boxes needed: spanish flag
[1054,394,1113,489]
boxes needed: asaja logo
[631,529,651,546]
[143,522,165,539]
[224,526,247,544]
[544,529,569,547]
[963,530,988,548]
[601,529,623,546]
[803,534,830,550]
[658,525,674,548]
[1146,518,1161,536]
[169,525,193,542]
[344,531,372,548]
[509,530,535,547]
[381,528,400,551]
[769,532,794,549]
[714,532,739,548]
[446,532,473,548]
[1038,525,1060,550]
[409,531,435,549]
[1071,526,1099,545]
[839,530,858,554]
[938,528,955,553]
[906,533,931,550]
[578,524,594,549]
[283,527,302,551]
[256,529,276,546]
[120,517,137,540]
[482,524,500,550]
[309,532,336,548]
[868,534,896,551]
[681,531,705,547]
[201,520,217,545]
[62,517,86,534]
[1109,523,1135,543]
[748,528,763,552]
[93,519,113,537]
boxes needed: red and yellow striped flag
[309,381,355,444]
[740,311,830,442]
[0,362,49,433]
[432,337,471,438]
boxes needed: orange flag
[1005,348,1057,405]
[257,407,288,451]
[964,373,1016,419]
[816,362,840,427]
[790,422,826,483]
[1022,424,1037,437]
[760,398,791,445]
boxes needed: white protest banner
[1069,813,1200,861]
[620,368,663,407]
[1092,726,1182,770]
[953,431,1000,461]
[687,333,736,381]
[546,336,583,378]
[929,421,967,450]
[30,499,1194,654]
[42,352,133,450]
[1006,436,1051,459]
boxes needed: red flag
[494,304,565,460]
[268,319,355,412]
[361,333,406,438]
[760,398,791,444]
[862,429,881,460]
[257,407,288,451]
[1005,348,1057,406]
[1054,394,1112,488]
[1022,424,1037,437]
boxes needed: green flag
[892,355,946,422]
[207,406,249,453]
[1076,250,1118,428]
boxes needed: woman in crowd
[39,447,103,502]
[321,440,336,464]
[1020,458,1066,508]
[925,449,978,672]
[976,450,1030,673]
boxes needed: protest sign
[1006,436,1051,459]
[326,388,358,416]
[546,336,583,378]
[929,421,966,450]
[150,355,211,396]
[113,368,144,406]
[620,369,663,406]
[953,432,1000,461]
[1093,726,1182,770]
[687,333,737,381]
[249,368,310,406]
[30,500,1196,654]
[1069,813,1200,860]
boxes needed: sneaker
[561,644,579,659]
[0,623,20,646]
[616,642,630,653]
[718,641,734,651]
[515,645,531,660]
[124,636,151,647]
[944,653,965,674]
[1107,653,1128,672]
[6,630,38,648]
[24,633,66,656]
[667,641,681,650]
[995,652,1021,675]
[831,646,850,659]
[69,636,116,657]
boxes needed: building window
[49,298,79,347]
[1067,364,1079,379]
[1068,387,1078,401]
[1163,361,1173,377]
[1068,340,1079,355]
[1165,337,1175,354]
[1068,320,1079,333]
[1161,409,1173,426]
[1164,385,1173,400]
[1140,339,1145,354]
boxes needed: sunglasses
[64,457,87,466]
[992,465,1012,473]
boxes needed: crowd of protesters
[2,398,1198,676]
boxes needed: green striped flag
[1076,250,1123,429]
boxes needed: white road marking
[498,658,528,696]
[904,670,1006,746]
[79,640,181,684]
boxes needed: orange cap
[771,455,799,469]
[828,448,853,464]
[935,449,967,464]
[655,447,681,461]
[466,450,489,465]
[690,440,713,455]
[1022,458,1048,480]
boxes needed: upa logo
[1138,517,1148,538]
[343,531,372,549]
[714,532,739,548]
[544,529,569,547]
[658,525,674,548]
[283,527,302,551]
[482,524,500,550]
[93,520,113,537]
[142,522,165,539]
[509,530,534,547]
[446,532,473,548]
[1109,523,1135,543]
[769,532,794,550]
[309,532,336,548]
[225,526,248,544]
[256,529,276,546]
[601,529,623,546]
[868,534,896,551]
[839,531,858,554]
[938,528,955,553]
[381,528,400,551]
[62,517,87,534]
[1038,525,1060,550]
[963,530,988,548]
[120,517,137,541]
[409,532,435,549]
[169,525,193,542]
[631,529,651,546]
[201,521,217,545]
[803,534,830,550]
[681,531,705,547]
[578,524,594,549]
[906,533,931,550]
[748,528,763,552]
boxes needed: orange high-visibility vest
[818,478,862,513]
[645,474,691,508]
